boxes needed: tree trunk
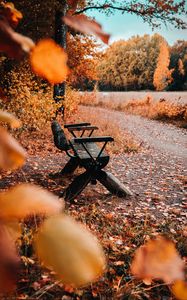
[53,4,67,107]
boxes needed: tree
[1,0,187,113]
[153,41,173,91]
[97,34,164,91]
[66,33,100,90]
[6,0,187,88]
[169,40,187,90]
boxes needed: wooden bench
[51,121,132,202]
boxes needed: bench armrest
[68,126,98,132]
[73,136,114,143]
[64,122,91,128]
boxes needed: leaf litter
[0,108,186,299]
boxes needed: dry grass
[79,92,187,128]
[75,106,140,154]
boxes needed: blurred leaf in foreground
[0,184,63,220]
[0,222,20,292]
[0,109,21,128]
[30,39,69,84]
[0,183,63,291]
[0,18,34,59]
[35,214,106,287]
[0,127,26,170]
[0,2,23,28]
[131,236,185,284]
[63,14,110,44]
[172,280,187,300]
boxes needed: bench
[51,121,132,202]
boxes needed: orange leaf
[63,14,110,44]
[0,222,20,292]
[35,214,106,287]
[131,236,184,284]
[0,184,63,220]
[172,280,187,300]
[0,2,23,28]
[30,39,69,84]
[0,127,26,170]
[0,18,34,59]
[0,109,21,128]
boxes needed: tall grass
[76,106,140,154]
[79,92,187,128]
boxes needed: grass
[74,106,140,154]
[15,204,187,300]
[79,92,187,128]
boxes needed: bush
[0,60,79,130]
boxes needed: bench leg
[63,170,93,202]
[49,157,79,178]
[97,170,132,197]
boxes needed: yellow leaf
[0,184,63,219]
[0,127,26,170]
[35,214,106,287]
[172,280,187,300]
[131,236,184,284]
[30,39,69,84]
[0,110,21,128]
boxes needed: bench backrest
[51,121,69,151]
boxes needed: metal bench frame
[51,121,132,202]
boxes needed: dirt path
[81,106,187,159]
[78,106,187,222]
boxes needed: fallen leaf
[30,39,69,84]
[63,14,110,44]
[0,127,26,170]
[172,280,187,300]
[0,184,63,219]
[0,18,34,59]
[131,236,184,284]
[0,109,21,128]
[35,214,106,287]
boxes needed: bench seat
[70,140,108,160]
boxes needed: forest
[97,36,187,91]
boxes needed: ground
[0,104,186,299]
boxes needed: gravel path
[81,106,187,159]
[79,106,187,222]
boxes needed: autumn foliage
[0,1,186,299]
[153,41,173,91]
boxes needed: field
[94,91,187,105]
[79,91,187,128]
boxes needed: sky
[88,4,187,46]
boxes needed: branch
[74,5,130,15]
[74,3,187,29]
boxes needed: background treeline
[97,34,187,91]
